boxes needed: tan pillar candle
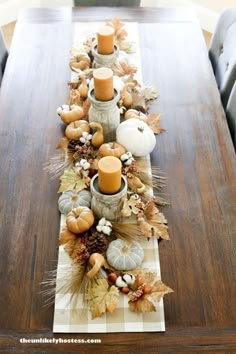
[97,26,114,55]
[98,156,122,195]
[93,67,114,101]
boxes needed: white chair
[0,29,8,85]
[226,80,236,149]
[209,9,236,108]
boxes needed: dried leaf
[141,86,159,102]
[144,200,167,223]
[112,61,137,78]
[150,280,174,302]
[146,113,164,134]
[57,137,69,149]
[138,216,169,240]
[129,296,156,313]
[131,90,146,111]
[121,196,141,217]
[83,36,96,53]
[58,167,87,193]
[106,18,127,40]
[134,272,157,288]
[86,279,120,319]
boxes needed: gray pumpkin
[58,190,91,215]
[106,239,144,271]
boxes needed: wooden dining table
[0,6,236,353]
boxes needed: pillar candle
[93,67,114,101]
[98,156,122,194]
[97,26,114,55]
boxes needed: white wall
[1,0,235,31]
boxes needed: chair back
[226,80,236,149]
[209,9,236,108]
[74,0,140,6]
[0,30,8,85]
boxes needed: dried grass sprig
[43,150,73,179]
[41,263,87,308]
[112,222,143,243]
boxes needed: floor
[2,21,212,49]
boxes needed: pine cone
[86,232,108,255]
[68,139,81,152]
[79,232,89,245]
[73,242,90,265]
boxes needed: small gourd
[116,118,156,157]
[106,239,144,271]
[66,206,95,234]
[98,142,126,158]
[89,122,104,148]
[121,83,135,108]
[58,190,92,215]
[78,75,89,99]
[65,120,90,140]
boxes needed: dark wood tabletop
[0,6,236,353]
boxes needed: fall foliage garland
[46,18,173,319]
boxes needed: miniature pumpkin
[65,120,90,140]
[69,53,91,72]
[124,109,147,121]
[66,206,95,234]
[116,118,156,157]
[57,104,84,124]
[58,190,92,215]
[98,142,126,158]
[89,122,104,148]
[106,239,144,270]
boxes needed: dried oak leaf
[58,167,87,193]
[146,113,165,134]
[86,279,120,319]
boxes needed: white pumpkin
[58,190,91,215]
[106,239,144,271]
[116,118,156,157]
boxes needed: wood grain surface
[0,7,236,353]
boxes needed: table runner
[53,22,165,333]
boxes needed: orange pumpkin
[98,142,126,158]
[65,120,90,140]
[66,206,95,234]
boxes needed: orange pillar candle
[93,67,114,101]
[98,156,122,194]
[97,26,115,55]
